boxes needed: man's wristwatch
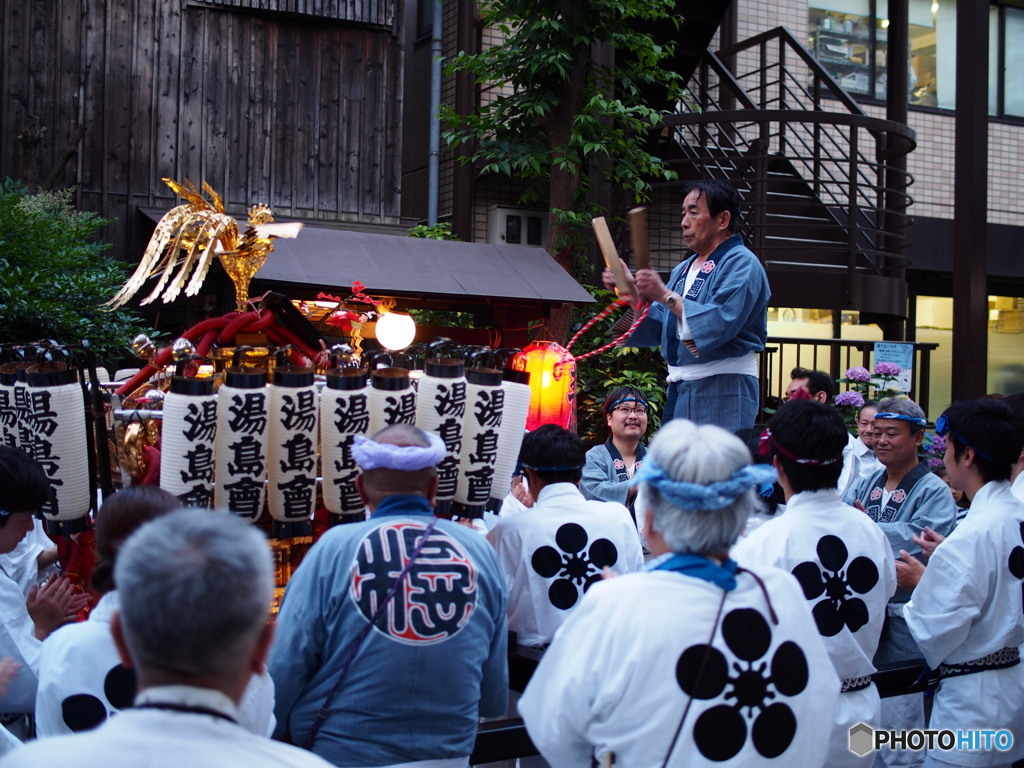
[664,292,679,308]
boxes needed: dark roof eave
[137,208,595,307]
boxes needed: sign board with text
[873,342,913,393]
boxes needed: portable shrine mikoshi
[1,335,534,614]
[107,338,531,524]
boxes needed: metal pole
[453,0,476,241]
[427,0,443,225]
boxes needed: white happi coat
[903,480,1024,767]
[36,591,276,738]
[519,565,839,768]
[1,686,332,768]
[732,489,897,768]
[486,483,643,648]
[0,567,41,715]
[0,520,55,597]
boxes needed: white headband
[352,432,446,471]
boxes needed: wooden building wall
[0,0,404,264]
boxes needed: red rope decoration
[114,308,326,396]
[565,297,652,362]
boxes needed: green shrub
[0,179,151,361]
[572,285,666,444]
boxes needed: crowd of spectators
[0,383,1022,768]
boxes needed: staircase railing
[645,27,915,312]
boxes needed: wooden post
[951,0,989,401]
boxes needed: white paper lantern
[26,367,91,531]
[266,367,319,536]
[13,368,33,449]
[453,367,505,517]
[489,368,532,510]
[368,367,417,436]
[0,367,19,448]
[214,368,269,522]
[414,358,467,515]
[160,377,218,508]
[320,369,370,523]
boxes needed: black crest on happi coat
[59,664,136,732]
[1008,522,1024,611]
[531,523,618,610]
[791,535,880,637]
[676,608,810,761]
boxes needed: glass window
[869,0,954,109]
[809,1,1022,117]
[808,3,877,98]
[989,6,1000,115]
[807,0,953,104]
[417,0,436,40]
[902,0,956,109]
[1001,7,1024,117]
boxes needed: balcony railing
[760,335,939,418]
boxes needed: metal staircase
[643,27,916,318]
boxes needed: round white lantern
[376,311,416,351]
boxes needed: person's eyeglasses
[613,406,647,416]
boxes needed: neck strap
[134,702,238,724]
[648,552,738,591]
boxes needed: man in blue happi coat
[268,424,508,768]
[843,397,956,768]
[605,179,770,432]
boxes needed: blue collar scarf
[647,552,738,591]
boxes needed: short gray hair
[637,420,759,555]
[114,508,273,681]
[876,396,926,433]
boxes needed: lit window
[808,1,1022,117]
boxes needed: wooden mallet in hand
[628,206,650,271]
[591,208,650,298]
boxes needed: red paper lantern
[514,341,577,432]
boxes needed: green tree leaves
[441,0,685,260]
[0,179,152,361]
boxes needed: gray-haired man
[0,509,333,768]
[520,420,839,768]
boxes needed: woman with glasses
[581,386,651,523]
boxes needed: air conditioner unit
[486,206,548,247]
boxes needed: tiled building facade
[734,0,1024,225]
[731,0,1024,406]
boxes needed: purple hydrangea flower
[874,361,901,377]
[929,433,946,456]
[927,457,944,468]
[845,366,871,383]
[834,390,865,408]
